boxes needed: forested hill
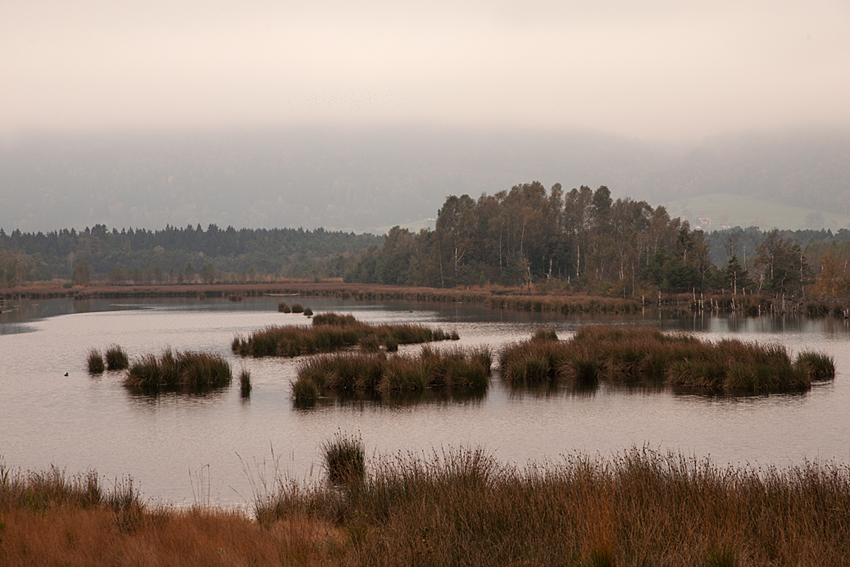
[0,224,382,285]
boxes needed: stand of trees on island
[4,181,850,308]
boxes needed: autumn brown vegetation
[500,325,835,394]
[232,314,458,358]
[5,443,850,566]
[124,349,232,392]
[292,345,492,402]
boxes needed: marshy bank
[232,313,459,358]
[501,325,835,394]
[9,281,850,320]
[5,445,850,566]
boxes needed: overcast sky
[2,0,849,141]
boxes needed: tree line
[344,182,850,301]
[0,224,381,287]
[4,182,850,305]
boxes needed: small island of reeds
[232,312,459,358]
[123,349,232,393]
[500,325,835,394]
[292,345,492,402]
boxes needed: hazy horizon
[2,1,849,234]
[2,1,849,141]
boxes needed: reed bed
[293,345,492,401]
[0,458,330,567]
[277,301,291,313]
[232,314,459,358]
[500,325,835,394]
[104,344,129,371]
[0,461,141,515]
[6,446,850,566]
[124,349,232,392]
[252,445,850,566]
[312,312,358,326]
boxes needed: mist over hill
[1,127,848,234]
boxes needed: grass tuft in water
[124,349,232,392]
[322,431,365,485]
[87,349,105,374]
[233,314,458,358]
[293,345,491,398]
[105,345,130,371]
[239,368,252,397]
[500,325,834,394]
[795,350,836,381]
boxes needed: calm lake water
[2,296,849,507]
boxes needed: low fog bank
[1,126,847,234]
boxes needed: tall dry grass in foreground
[0,456,333,567]
[251,445,850,566]
[232,313,458,358]
[500,325,835,394]
[5,446,850,566]
[293,345,492,402]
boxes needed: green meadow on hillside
[665,193,850,231]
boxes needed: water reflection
[293,387,487,411]
[125,386,230,407]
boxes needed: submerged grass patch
[500,325,835,394]
[232,313,459,358]
[124,349,232,392]
[293,345,492,401]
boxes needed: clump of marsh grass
[795,350,836,381]
[291,303,304,314]
[292,345,492,401]
[124,349,232,392]
[303,306,313,317]
[532,327,558,341]
[232,315,459,358]
[105,345,130,371]
[278,301,291,313]
[87,349,105,374]
[322,430,365,485]
[499,325,835,394]
[312,312,358,326]
[239,368,252,397]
